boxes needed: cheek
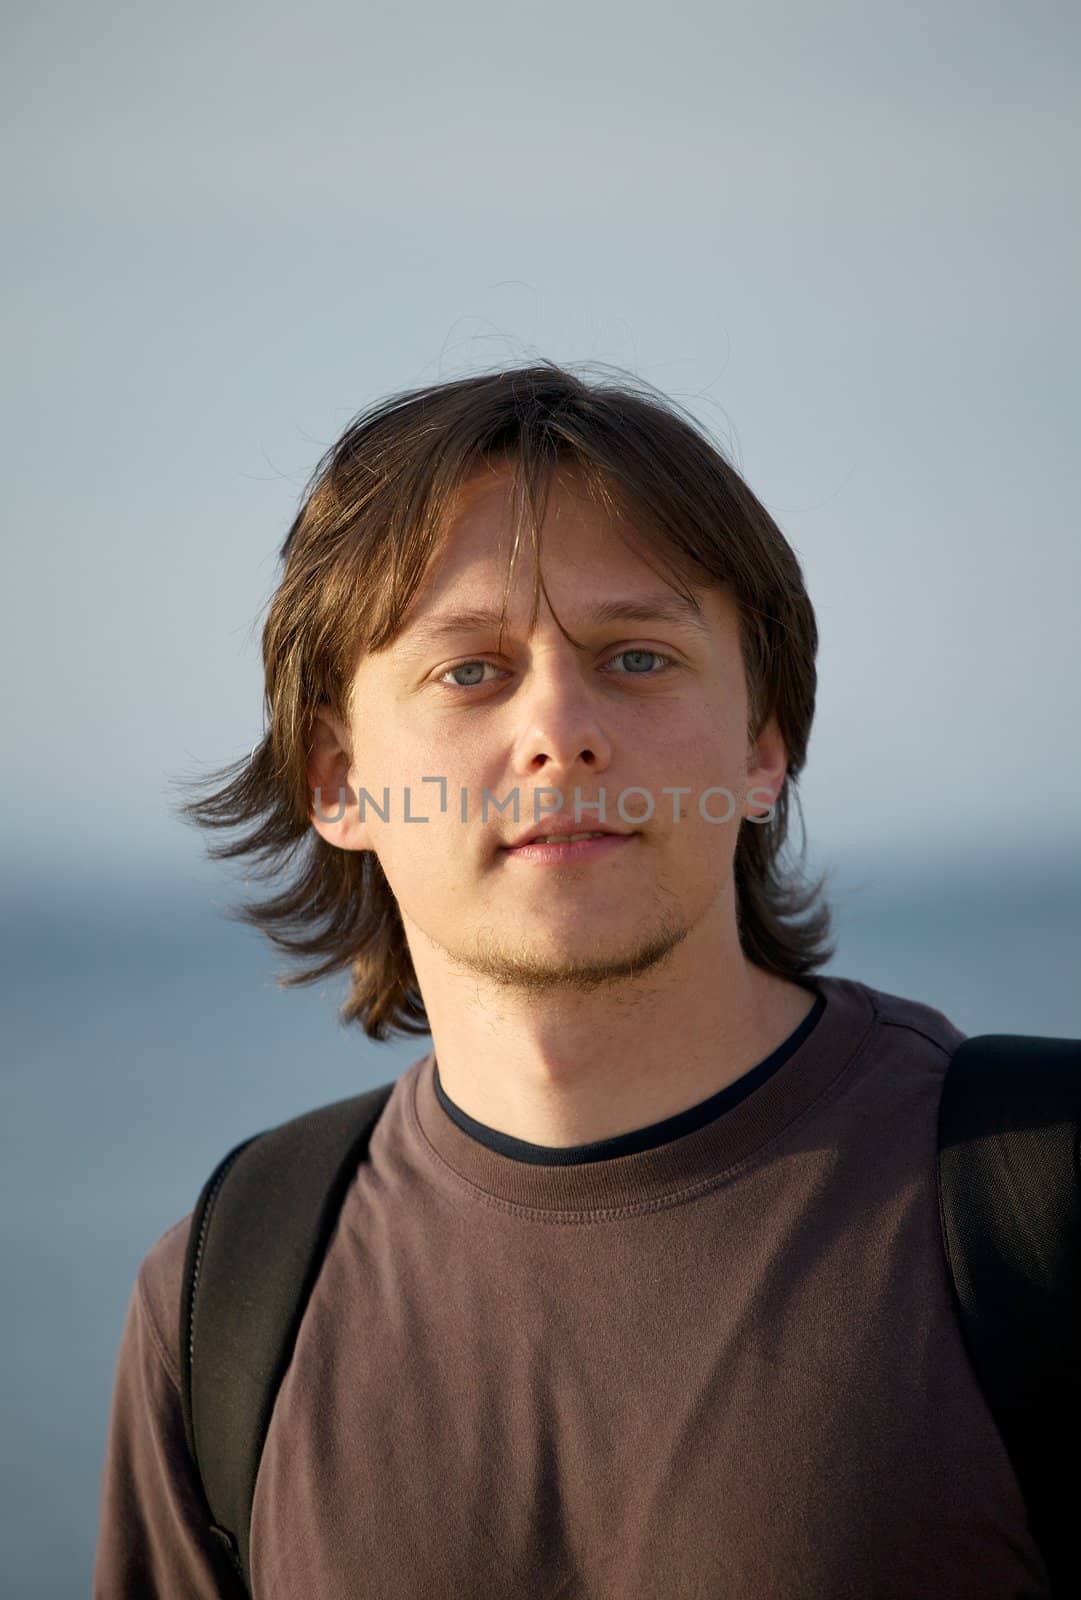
[376,816,470,892]
[647,714,743,793]
[649,722,749,844]
[350,736,431,821]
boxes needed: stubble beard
[452,891,697,999]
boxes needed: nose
[507,648,613,784]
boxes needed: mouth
[500,831,637,864]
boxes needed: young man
[94,364,1050,1596]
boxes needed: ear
[743,714,787,824]
[306,704,375,852]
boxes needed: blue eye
[608,649,672,675]
[440,661,497,688]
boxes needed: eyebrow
[398,594,712,652]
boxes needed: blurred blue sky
[2,0,1078,889]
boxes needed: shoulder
[133,1212,195,1391]
[820,972,968,1064]
[865,981,968,1058]
[130,1081,405,1386]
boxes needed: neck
[403,895,817,1148]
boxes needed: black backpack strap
[178,1080,397,1597]
[937,1032,1081,1598]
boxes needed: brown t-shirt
[93,974,1051,1598]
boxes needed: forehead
[395,460,735,638]
[435,460,615,562]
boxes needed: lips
[504,820,629,849]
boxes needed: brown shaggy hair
[174,361,835,1042]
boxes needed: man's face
[309,462,786,995]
